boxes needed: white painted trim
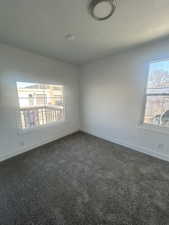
[0,129,79,162]
[1,129,168,163]
[140,58,169,133]
[81,129,169,163]
[138,123,169,135]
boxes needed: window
[143,60,169,128]
[17,82,64,129]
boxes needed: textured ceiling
[0,0,169,64]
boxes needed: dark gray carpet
[0,132,169,225]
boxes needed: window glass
[17,82,64,129]
[143,60,169,128]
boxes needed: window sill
[17,120,65,135]
[138,123,169,135]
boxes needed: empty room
[0,0,169,224]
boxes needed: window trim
[139,58,169,134]
[16,81,66,133]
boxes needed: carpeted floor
[0,131,169,225]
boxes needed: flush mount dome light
[89,0,116,21]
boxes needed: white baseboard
[0,129,79,162]
[81,129,169,163]
[1,129,168,163]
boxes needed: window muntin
[143,60,169,128]
[17,82,64,129]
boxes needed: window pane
[16,82,64,129]
[46,96,64,106]
[144,95,169,127]
[143,60,169,128]
[147,60,169,94]
[45,104,64,123]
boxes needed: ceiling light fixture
[88,0,116,21]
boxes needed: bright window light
[143,60,169,128]
[16,82,64,129]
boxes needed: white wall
[80,39,169,161]
[1,38,169,163]
[0,44,80,161]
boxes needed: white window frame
[139,58,169,135]
[16,81,66,134]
